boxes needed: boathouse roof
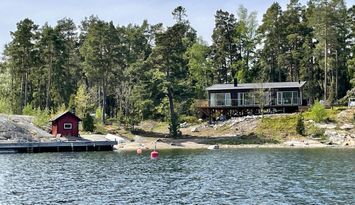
[50,111,82,122]
[206,81,306,91]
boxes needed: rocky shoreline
[1,108,354,151]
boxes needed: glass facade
[210,90,300,107]
[277,91,299,105]
[238,92,271,106]
[210,93,231,106]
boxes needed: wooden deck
[0,140,117,153]
[196,103,307,119]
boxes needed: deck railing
[196,98,301,107]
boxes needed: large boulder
[324,130,347,145]
[0,116,33,142]
[340,123,354,130]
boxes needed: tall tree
[186,39,213,99]
[146,6,196,137]
[4,18,38,113]
[309,0,350,101]
[234,5,258,83]
[279,0,306,82]
[80,20,122,124]
[347,5,355,88]
[211,10,238,83]
[257,2,285,82]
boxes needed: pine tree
[257,2,285,82]
[146,6,196,137]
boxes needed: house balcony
[196,98,302,108]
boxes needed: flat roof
[206,81,306,91]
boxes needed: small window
[64,123,72,130]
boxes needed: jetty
[0,140,117,153]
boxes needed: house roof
[50,111,82,122]
[206,81,306,91]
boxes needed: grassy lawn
[257,115,299,140]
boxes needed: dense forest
[0,0,354,137]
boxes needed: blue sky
[0,0,352,52]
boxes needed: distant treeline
[0,1,354,135]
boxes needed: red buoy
[150,150,159,159]
[136,148,142,155]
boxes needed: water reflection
[0,149,354,204]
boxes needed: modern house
[198,80,307,118]
[50,111,81,137]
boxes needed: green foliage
[0,3,354,128]
[306,125,325,139]
[169,112,181,138]
[74,84,91,118]
[33,108,50,128]
[95,107,103,123]
[186,40,212,98]
[296,113,305,136]
[0,99,12,114]
[308,102,327,123]
[94,123,107,135]
[22,104,37,116]
[258,115,298,139]
[22,105,50,128]
[179,115,198,124]
[82,112,94,132]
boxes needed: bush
[22,104,36,116]
[179,115,199,123]
[309,101,327,122]
[95,107,103,123]
[94,123,107,134]
[0,99,11,114]
[34,108,50,128]
[83,113,94,132]
[22,105,50,128]
[296,113,305,136]
[307,125,325,139]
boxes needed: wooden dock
[0,140,117,153]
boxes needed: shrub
[309,101,327,122]
[83,112,94,132]
[22,105,50,128]
[22,104,36,116]
[179,115,199,123]
[34,108,50,128]
[94,123,107,134]
[296,113,305,136]
[95,107,103,123]
[0,99,11,114]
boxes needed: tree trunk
[324,39,328,101]
[102,79,106,124]
[167,87,179,138]
[46,49,53,110]
[335,50,338,100]
[24,71,28,107]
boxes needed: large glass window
[238,92,271,106]
[277,91,299,105]
[210,93,231,106]
[283,92,293,105]
[292,91,298,104]
[243,93,254,106]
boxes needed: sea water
[0,148,354,204]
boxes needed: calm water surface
[0,149,354,205]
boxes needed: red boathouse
[50,111,81,137]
